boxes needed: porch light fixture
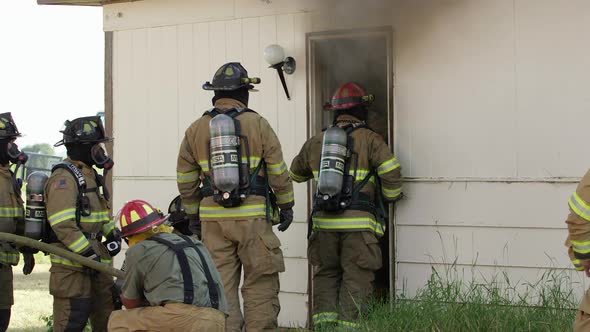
[264,44,296,100]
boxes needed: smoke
[309,0,395,138]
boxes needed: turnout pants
[308,231,382,329]
[108,303,225,332]
[0,264,13,332]
[575,287,590,331]
[49,266,114,332]
[202,218,285,332]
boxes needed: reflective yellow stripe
[184,202,200,215]
[383,186,401,199]
[68,235,90,253]
[102,221,115,236]
[570,192,590,221]
[313,217,385,236]
[0,252,19,265]
[289,170,308,183]
[177,170,199,184]
[572,239,590,254]
[276,191,294,205]
[337,320,360,329]
[48,208,77,226]
[312,312,338,324]
[50,254,83,268]
[248,157,261,169]
[200,204,266,218]
[198,160,210,172]
[572,258,584,271]
[0,207,23,217]
[267,161,288,175]
[377,158,400,176]
[80,211,110,223]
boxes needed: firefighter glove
[22,252,35,275]
[188,214,202,240]
[18,246,39,255]
[111,282,123,310]
[103,228,122,257]
[81,248,101,277]
[278,208,294,232]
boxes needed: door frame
[305,26,395,326]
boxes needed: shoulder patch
[53,178,69,190]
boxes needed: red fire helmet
[118,199,168,238]
[324,82,374,111]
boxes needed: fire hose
[0,232,125,279]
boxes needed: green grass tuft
[323,266,579,332]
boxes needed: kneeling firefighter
[108,199,227,332]
[290,82,403,329]
[0,113,32,332]
[45,116,121,332]
[176,62,294,331]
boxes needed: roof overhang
[37,0,140,6]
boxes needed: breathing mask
[7,141,28,165]
[91,143,114,170]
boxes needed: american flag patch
[54,179,68,189]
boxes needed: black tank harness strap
[147,234,220,309]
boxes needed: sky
[0,0,104,155]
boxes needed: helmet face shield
[0,113,22,138]
[55,116,112,147]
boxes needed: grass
[7,256,581,332]
[8,253,52,332]
[319,266,579,332]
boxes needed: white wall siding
[107,0,590,327]
[111,10,313,327]
[392,0,590,297]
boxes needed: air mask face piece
[91,143,114,170]
[7,141,28,164]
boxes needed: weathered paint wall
[106,0,590,327]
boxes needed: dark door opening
[306,27,394,318]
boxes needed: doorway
[306,27,395,318]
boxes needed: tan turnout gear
[0,164,25,332]
[290,113,402,328]
[0,165,24,270]
[177,97,292,332]
[45,158,114,332]
[108,303,225,332]
[565,169,590,331]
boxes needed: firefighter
[565,170,590,331]
[176,62,294,331]
[0,113,33,332]
[168,195,193,237]
[290,82,402,329]
[107,199,227,332]
[46,116,120,332]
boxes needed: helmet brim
[123,214,169,238]
[202,83,257,91]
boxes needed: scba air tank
[209,114,240,195]
[318,126,348,199]
[25,171,49,240]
